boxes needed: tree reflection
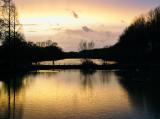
[80,69,96,90]
[117,70,160,117]
[99,70,113,84]
[0,72,36,119]
[79,70,118,90]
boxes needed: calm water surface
[38,59,116,65]
[0,70,160,119]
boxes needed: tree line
[80,6,160,65]
[111,6,160,64]
[0,0,63,66]
[0,0,160,68]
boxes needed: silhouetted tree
[79,6,160,65]
[101,6,160,64]
[79,40,95,51]
[79,40,95,65]
[0,0,64,70]
[0,0,21,45]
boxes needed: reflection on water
[0,70,160,119]
[38,59,116,65]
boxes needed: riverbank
[1,64,160,73]
[30,64,160,70]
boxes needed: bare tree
[79,40,95,65]
[79,40,95,51]
[0,0,21,44]
[36,40,58,47]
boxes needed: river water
[0,70,160,119]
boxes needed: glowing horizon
[13,0,159,51]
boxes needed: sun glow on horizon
[13,0,159,51]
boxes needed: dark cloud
[65,9,79,19]
[51,28,120,51]
[72,11,79,19]
[82,26,93,32]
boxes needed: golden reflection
[24,71,131,116]
[0,70,132,119]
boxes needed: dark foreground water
[0,70,160,119]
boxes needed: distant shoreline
[30,64,160,71]
[0,64,160,73]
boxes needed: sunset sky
[14,0,159,51]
